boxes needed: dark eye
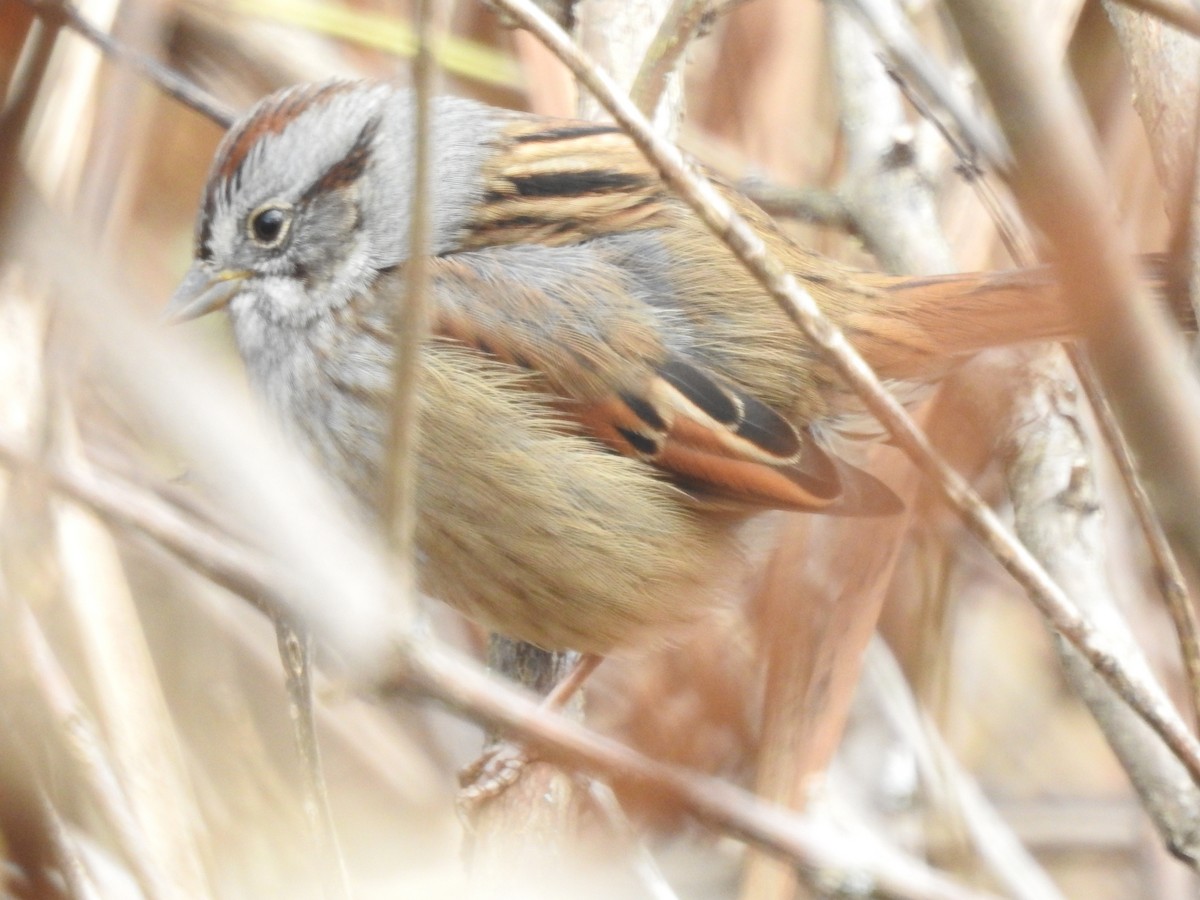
[248,204,291,247]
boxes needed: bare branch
[0,427,994,899]
[391,641,1000,900]
[735,180,854,230]
[488,0,1200,788]
[630,0,711,117]
[876,0,1200,834]
[837,0,1007,169]
[19,0,234,127]
[1002,348,1200,867]
[1070,347,1200,728]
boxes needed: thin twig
[881,63,1035,264]
[276,622,351,899]
[489,0,1200,785]
[838,0,1007,169]
[630,0,711,117]
[19,0,235,127]
[886,0,1200,748]
[889,0,1200,729]
[382,0,435,617]
[1069,346,1200,726]
[735,180,855,230]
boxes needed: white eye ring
[247,202,293,248]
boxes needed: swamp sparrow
[169,79,1105,652]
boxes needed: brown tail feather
[842,255,1188,381]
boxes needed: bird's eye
[247,204,292,247]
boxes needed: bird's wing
[457,115,675,252]
[427,247,899,516]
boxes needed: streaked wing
[458,116,674,251]
[428,250,898,515]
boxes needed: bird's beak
[165,265,250,323]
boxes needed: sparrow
[168,80,1127,652]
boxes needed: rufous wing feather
[429,252,899,515]
[586,359,900,515]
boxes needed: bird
[168,78,1142,654]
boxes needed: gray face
[167,81,391,328]
[168,79,501,330]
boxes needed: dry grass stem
[383,0,436,601]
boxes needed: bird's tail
[839,254,1189,381]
